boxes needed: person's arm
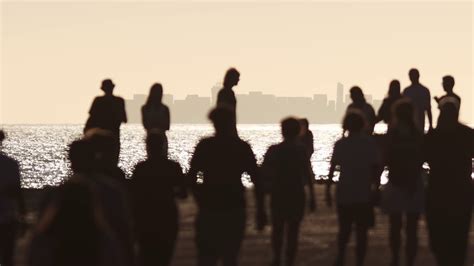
[326,162,335,208]
[141,106,149,130]
[304,156,316,212]
[14,162,26,221]
[165,106,171,131]
[246,145,267,231]
[120,98,127,123]
[426,91,433,130]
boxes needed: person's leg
[285,219,301,266]
[355,222,368,266]
[405,213,419,266]
[389,213,402,266]
[196,212,218,266]
[271,217,285,266]
[335,205,353,266]
[0,222,16,266]
[222,209,246,266]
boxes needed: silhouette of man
[424,101,473,266]
[434,75,461,108]
[131,133,187,266]
[85,79,127,137]
[0,130,25,266]
[262,118,315,266]
[188,106,265,266]
[217,68,240,111]
[346,86,376,135]
[403,69,433,132]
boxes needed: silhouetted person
[262,118,315,266]
[380,99,424,266]
[85,79,127,137]
[346,86,376,135]
[188,106,265,266]
[217,68,240,111]
[434,75,461,108]
[424,101,473,266]
[376,80,403,126]
[28,181,124,266]
[298,118,314,158]
[326,111,380,266]
[142,83,171,156]
[0,130,25,266]
[68,137,134,266]
[403,69,433,132]
[131,132,187,266]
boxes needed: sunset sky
[1,0,472,124]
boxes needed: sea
[1,124,398,189]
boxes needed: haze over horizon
[1,1,472,124]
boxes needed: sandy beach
[17,186,474,266]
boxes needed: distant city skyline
[126,82,382,124]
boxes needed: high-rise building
[336,83,344,114]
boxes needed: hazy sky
[1,1,472,124]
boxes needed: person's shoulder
[114,96,125,103]
[0,153,19,168]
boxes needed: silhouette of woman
[380,99,424,266]
[131,132,187,266]
[188,106,265,266]
[376,80,403,126]
[141,83,171,156]
[262,117,315,266]
[326,111,380,266]
[346,86,376,135]
[424,99,473,266]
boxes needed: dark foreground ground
[17,187,474,266]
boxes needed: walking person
[424,99,473,266]
[346,86,376,135]
[403,69,433,132]
[131,132,187,266]
[326,111,380,266]
[262,118,316,266]
[187,106,265,266]
[380,99,424,266]
[141,83,171,156]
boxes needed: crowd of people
[0,68,472,266]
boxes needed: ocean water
[2,124,389,189]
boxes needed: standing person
[376,80,403,126]
[262,118,315,266]
[298,118,314,159]
[434,75,461,107]
[188,107,265,266]
[0,130,25,266]
[141,83,171,156]
[380,100,424,266]
[131,133,187,266]
[27,181,124,266]
[402,68,433,132]
[216,68,240,111]
[326,111,380,266]
[424,99,473,266]
[346,86,376,135]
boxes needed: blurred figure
[262,118,315,266]
[141,83,171,156]
[424,100,473,266]
[28,181,124,266]
[380,99,424,266]
[0,130,25,266]
[376,80,403,126]
[326,111,380,266]
[346,86,376,135]
[188,106,265,266]
[403,69,433,132]
[131,133,187,266]
[68,137,134,266]
[434,75,461,108]
[298,118,314,159]
[217,68,240,111]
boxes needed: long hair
[144,83,163,109]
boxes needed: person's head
[442,75,455,93]
[388,80,401,98]
[408,68,420,84]
[281,117,301,141]
[100,79,115,95]
[208,106,235,136]
[84,129,120,167]
[299,118,309,135]
[223,68,240,89]
[437,99,459,129]
[349,86,365,104]
[68,139,95,174]
[391,99,416,129]
[145,83,163,107]
[146,131,166,159]
[342,110,366,135]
